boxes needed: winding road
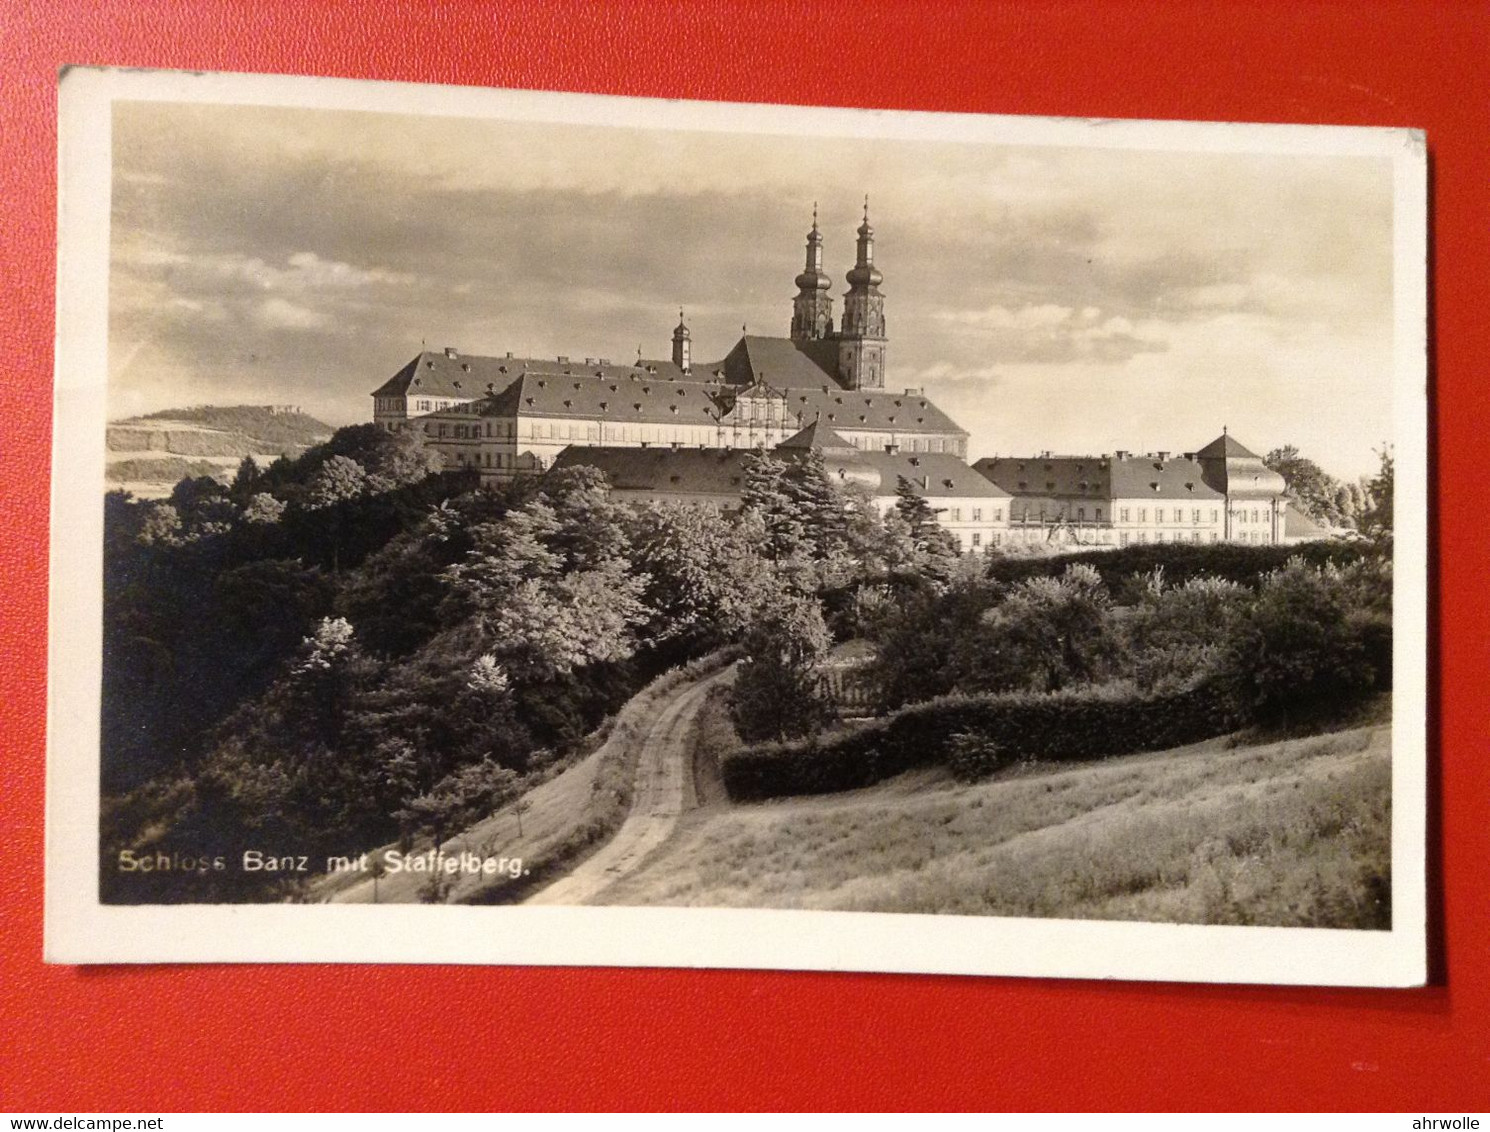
[524,667,731,905]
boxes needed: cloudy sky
[109,99,1398,479]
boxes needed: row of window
[947,507,1003,523]
[1118,507,1222,525]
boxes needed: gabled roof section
[769,386,966,437]
[1195,432,1259,460]
[1109,455,1224,501]
[975,454,1224,501]
[861,451,1011,499]
[548,446,753,496]
[372,351,515,400]
[491,371,735,426]
[776,420,857,453]
[1284,504,1329,539]
[723,335,840,389]
[373,349,724,400]
[973,456,1114,499]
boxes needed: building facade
[973,431,1292,547]
[550,421,1012,554]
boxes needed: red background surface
[2,0,1486,1112]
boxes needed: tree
[967,563,1120,693]
[1264,445,1350,528]
[893,477,961,581]
[626,503,777,645]
[740,450,807,562]
[1358,445,1394,542]
[242,492,287,525]
[303,455,368,511]
[230,455,262,502]
[729,595,835,742]
[395,759,520,854]
[782,450,849,556]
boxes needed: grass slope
[596,719,1392,929]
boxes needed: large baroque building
[370,206,1306,550]
[550,420,1012,554]
[972,431,1295,548]
[371,206,966,480]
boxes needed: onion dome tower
[838,196,887,389]
[790,204,835,341]
[671,310,691,374]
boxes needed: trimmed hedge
[985,541,1366,592]
[721,679,1245,801]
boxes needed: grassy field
[596,712,1393,929]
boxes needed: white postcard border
[46,67,1429,985]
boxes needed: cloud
[932,303,1170,364]
[255,297,328,330]
[104,100,1398,478]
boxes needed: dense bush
[722,678,1245,801]
[985,540,1365,595]
[946,731,1004,781]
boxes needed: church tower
[838,197,887,390]
[790,205,835,341]
[671,310,691,374]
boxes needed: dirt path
[523,669,729,906]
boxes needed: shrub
[1222,559,1391,720]
[946,731,1003,781]
[722,678,1244,801]
[985,541,1366,596]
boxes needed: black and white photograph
[46,68,1427,983]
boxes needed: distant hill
[106,404,335,497]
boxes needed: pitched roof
[1284,504,1329,539]
[373,349,718,400]
[973,455,1222,501]
[811,450,1011,499]
[548,446,753,496]
[771,386,966,436]
[777,420,857,453]
[1108,454,1224,500]
[1195,432,1259,459]
[723,335,840,388]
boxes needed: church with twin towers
[370,203,1300,551]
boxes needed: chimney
[444,346,458,359]
[1156,451,1170,461]
[1114,449,1130,459]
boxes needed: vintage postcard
[47,67,1428,983]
